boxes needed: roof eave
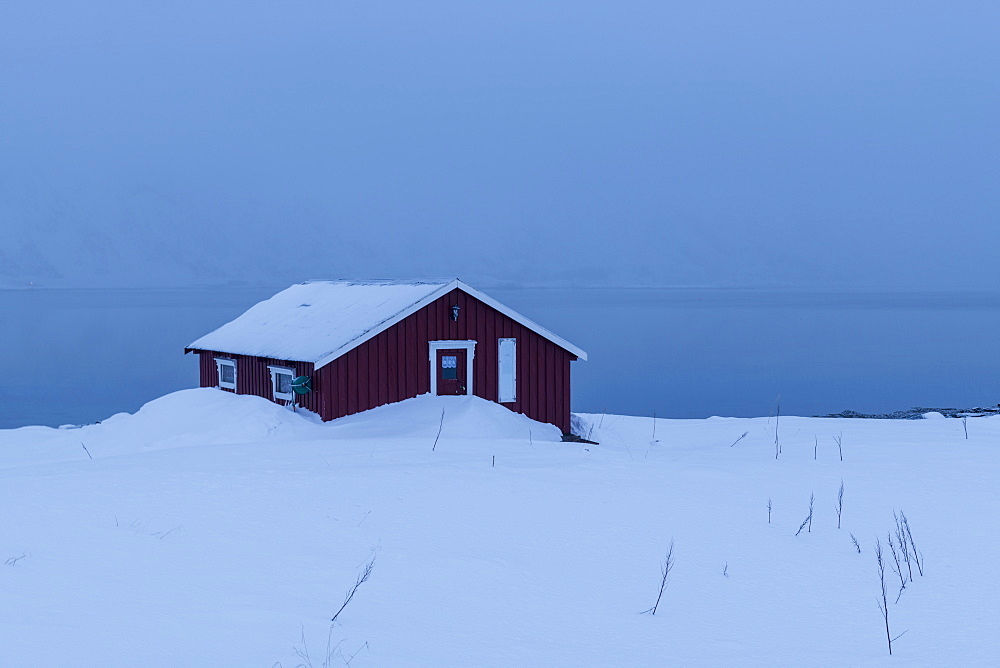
[453,280,588,361]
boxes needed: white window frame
[268,365,296,402]
[428,340,476,396]
[497,338,517,403]
[215,358,237,390]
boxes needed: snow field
[1,390,998,665]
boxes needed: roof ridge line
[303,277,456,285]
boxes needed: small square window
[268,365,296,401]
[215,358,237,390]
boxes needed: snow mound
[326,393,563,442]
[0,388,325,467]
[91,388,326,449]
[0,389,562,469]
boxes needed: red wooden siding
[193,288,578,432]
[197,352,320,415]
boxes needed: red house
[184,279,587,433]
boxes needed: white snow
[186,279,454,365]
[1,390,998,665]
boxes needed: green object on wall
[291,375,312,394]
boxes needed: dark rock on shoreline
[817,405,1000,419]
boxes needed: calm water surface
[1,287,997,429]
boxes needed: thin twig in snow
[894,511,912,582]
[331,557,375,624]
[836,480,844,529]
[153,526,181,540]
[342,641,370,666]
[641,539,675,615]
[774,395,781,459]
[900,511,924,576]
[808,493,814,532]
[887,532,906,600]
[432,408,445,451]
[875,537,893,655]
[795,493,814,536]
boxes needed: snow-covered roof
[186,279,587,368]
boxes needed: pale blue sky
[2,1,997,288]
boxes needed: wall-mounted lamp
[450,305,461,321]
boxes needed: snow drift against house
[0,389,560,469]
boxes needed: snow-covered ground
[1,390,997,665]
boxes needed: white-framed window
[268,365,296,402]
[498,338,516,403]
[215,358,237,390]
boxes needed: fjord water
[1,287,997,429]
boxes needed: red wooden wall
[194,288,577,432]
[197,353,320,415]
